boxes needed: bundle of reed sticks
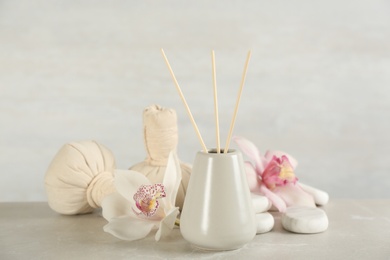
[161,49,251,154]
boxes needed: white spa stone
[255,212,274,234]
[282,206,328,234]
[299,183,329,206]
[251,193,272,213]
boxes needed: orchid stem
[175,218,180,227]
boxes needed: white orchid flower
[102,151,182,241]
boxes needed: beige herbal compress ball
[45,141,116,215]
[129,104,191,210]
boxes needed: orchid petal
[296,182,329,206]
[103,215,156,241]
[101,192,133,221]
[114,170,150,204]
[245,162,261,192]
[233,136,266,173]
[260,184,287,213]
[265,150,298,169]
[162,152,182,212]
[155,207,180,241]
[275,183,316,208]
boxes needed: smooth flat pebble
[255,212,274,234]
[281,206,328,234]
[251,193,272,213]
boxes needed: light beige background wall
[1,0,389,201]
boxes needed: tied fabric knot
[143,104,178,166]
[144,127,178,166]
[87,171,116,208]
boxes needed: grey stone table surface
[1,200,389,260]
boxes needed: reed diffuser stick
[211,50,220,153]
[161,48,208,153]
[224,51,252,153]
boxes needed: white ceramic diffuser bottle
[161,49,255,249]
[180,149,257,250]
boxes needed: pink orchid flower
[233,136,316,213]
[101,152,181,241]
